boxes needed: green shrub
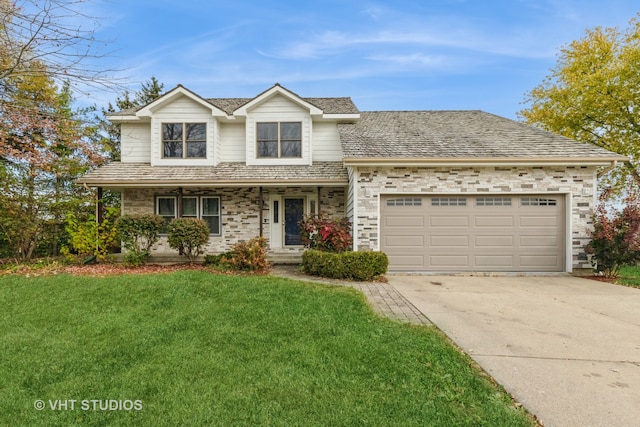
[299,213,352,252]
[204,237,270,273]
[115,214,165,266]
[167,218,210,262]
[65,207,120,261]
[302,249,388,281]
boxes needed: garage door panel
[475,255,514,267]
[475,216,515,227]
[385,235,424,247]
[430,216,469,227]
[388,255,425,268]
[520,216,559,227]
[385,216,424,227]
[520,255,561,267]
[520,235,560,247]
[475,235,514,247]
[381,194,565,272]
[430,235,469,247]
[430,255,469,267]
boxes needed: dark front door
[284,198,304,246]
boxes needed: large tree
[519,15,640,193]
[0,71,105,259]
[0,0,113,259]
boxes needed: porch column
[317,186,322,214]
[96,187,103,224]
[259,186,264,237]
[177,187,183,217]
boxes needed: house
[78,83,626,273]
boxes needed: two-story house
[78,83,626,274]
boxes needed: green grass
[1,271,535,426]
[617,265,640,287]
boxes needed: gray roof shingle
[338,110,626,160]
[110,96,359,117]
[78,161,348,186]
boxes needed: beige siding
[312,122,342,161]
[218,122,246,162]
[120,122,151,162]
[245,94,312,166]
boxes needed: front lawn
[1,271,535,426]
[617,265,640,287]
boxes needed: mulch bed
[59,263,210,277]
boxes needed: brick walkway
[270,266,431,325]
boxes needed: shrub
[116,214,165,266]
[299,213,352,253]
[204,237,270,273]
[65,207,119,261]
[586,198,640,278]
[302,249,388,281]
[167,218,210,262]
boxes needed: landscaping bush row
[302,249,388,281]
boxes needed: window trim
[155,195,221,236]
[161,122,207,159]
[256,121,302,159]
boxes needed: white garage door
[381,195,565,272]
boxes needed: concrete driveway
[387,274,640,427]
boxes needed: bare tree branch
[0,0,123,93]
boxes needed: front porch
[119,185,347,257]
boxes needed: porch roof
[77,161,348,188]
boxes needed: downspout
[259,186,264,237]
[597,160,618,179]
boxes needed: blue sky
[85,0,639,118]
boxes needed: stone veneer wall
[121,186,346,255]
[351,165,598,272]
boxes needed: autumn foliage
[586,194,640,278]
[299,213,352,253]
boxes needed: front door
[284,198,304,246]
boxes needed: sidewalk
[270,266,431,325]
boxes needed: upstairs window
[162,123,206,158]
[257,122,302,158]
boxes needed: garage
[381,194,565,272]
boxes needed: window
[162,123,206,158]
[386,197,422,207]
[257,122,301,158]
[521,197,557,206]
[201,197,220,235]
[476,197,512,206]
[156,196,221,235]
[157,197,176,228]
[431,197,467,206]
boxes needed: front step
[267,251,303,265]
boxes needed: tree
[0,0,116,95]
[0,71,106,259]
[519,15,640,193]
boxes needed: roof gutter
[342,156,627,168]
[77,179,349,188]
